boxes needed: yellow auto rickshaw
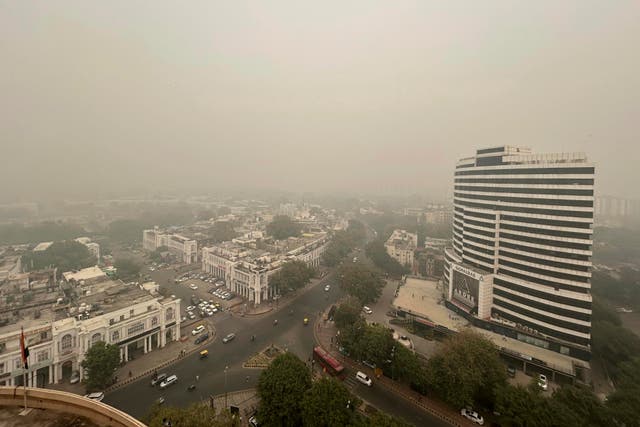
[199,350,208,359]
[303,318,309,326]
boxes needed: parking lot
[172,271,246,321]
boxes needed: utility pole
[224,366,228,410]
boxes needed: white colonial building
[385,229,418,267]
[143,228,198,264]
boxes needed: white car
[538,374,548,391]
[461,408,484,425]
[189,284,198,290]
[222,333,236,343]
[186,305,196,312]
[191,325,205,336]
[70,371,80,384]
[363,306,373,315]
[355,371,372,386]
[84,392,105,402]
[324,284,331,292]
[160,375,178,389]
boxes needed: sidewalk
[313,309,465,427]
[208,388,259,426]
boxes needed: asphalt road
[105,252,449,426]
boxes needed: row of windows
[500,215,592,230]
[464,218,495,230]
[455,166,595,177]
[500,223,592,240]
[500,232,592,251]
[463,251,494,266]
[464,234,495,249]
[455,177,595,186]
[493,288,591,322]
[498,249,590,272]
[465,241,495,256]
[499,259,590,283]
[492,308,590,347]
[455,185,594,197]
[494,278,591,309]
[498,268,589,294]
[455,192,594,208]
[493,298,591,334]
[456,200,594,218]
[500,241,590,261]
[463,258,492,274]
[477,147,505,154]
[476,156,503,166]
[464,225,495,238]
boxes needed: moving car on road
[460,408,484,425]
[151,373,168,386]
[84,392,105,402]
[222,333,236,343]
[356,371,373,386]
[324,284,330,292]
[160,375,178,389]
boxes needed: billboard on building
[452,269,480,309]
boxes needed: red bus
[313,346,345,379]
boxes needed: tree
[365,239,409,277]
[81,341,120,391]
[337,264,385,305]
[207,221,238,243]
[425,330,506,409]
[367,412,413,427]
[591,318,640,380]
[266,215,301,240]
[301,377,360,427]
[551,384,608,427]
[334,297,363,330]
[322,220,365,267]
[114,258,142,278]
[22,240,96,272]
[606,357,640,427]
[268,260,315,295]
[106,219,149,244]
[257,352,312,427]
[145,403,236,427]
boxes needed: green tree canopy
[81,341,120,391]
[591,318,640,380]
[367,412,413,427]
[337,263,385,305]
[605,357,640,427]
[301,377,361,427]
[257,352,312,427]
[268,260,315,296]
[145,403,235,427]
[365,239,409,277]
[114,257,142,278]
[322,220,366,267]
[207,221,238,243]
[425,330,506,409]
[266,215,301,240]
[22,240,96,272]
[334,296,364,330]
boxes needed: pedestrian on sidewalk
[129,370,132,378]
[196,375,199,382]
[245,375,250,383]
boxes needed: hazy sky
[1,1,639,201]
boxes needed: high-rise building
[444,146,594,361]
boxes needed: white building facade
[143,229,198,264]
[385,229,418,267]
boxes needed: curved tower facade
[444,146,594,359]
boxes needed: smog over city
[1,2,640,427]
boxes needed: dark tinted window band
[463,252,494,266]
[463,211,496,220]
[464,234,495,248]
[455,185,594,197]
[498,268,589,293]
[463,259,492,273]
[464,226,495,238]
[492,308,590,346]
[498,250,590,272]
[493,299,591,334]
[499,241,590,261]
[493,288,591,322]
[455,192,594,208]
[477,147,505,154]
[500,232,591,250]
[494,278,592,309]
[455,178,594,185]
[465,242,495,256]
[500,223,592,240]
[499,259,590,283]
[455,201,594,218]
[455,166,595,176]
[465,218,496,229]
[500,215,592,229]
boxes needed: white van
[160,374,178,389]
[362,306,373,315]
[356,371,372,386]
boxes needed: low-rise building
[143,228,197,264]
[385,229,418,267]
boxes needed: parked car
[362,306,373,315]
[186,305,196,312]
[160,375,178,389]
[70,371,80,384]
[195,333,209,344]
[507,365,516,378]
[249,415,258,427]
[222,333,236,343]
[356,371,372,386]
[538,374,548,391]
[324,284,330,292]
[84,392,105,402]
[192,325,205,336]
[460,408,484,425]
[190,284,198,290]
[151,373,168,386]
[362,360,376,370]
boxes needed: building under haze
[444,146,594,361]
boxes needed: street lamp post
[224,366,228,410]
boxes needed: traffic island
[243,345,284,369]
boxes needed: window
[130,309,134,316]
[151,317,158,327]
[40,331,48,340]
[91,333,102,345]
[111,330,120,342]
[37,351,48,363]
[165,308,174,321]
[127,322,144,336]
[120,315,125,321]
[61,334,73,351]
[560,346,570,355]
[0,362,4,374]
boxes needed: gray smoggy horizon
[1,1,639,202]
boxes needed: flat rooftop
[393,277,585,375]
[62,266,106,282]
[0,406,99,427]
